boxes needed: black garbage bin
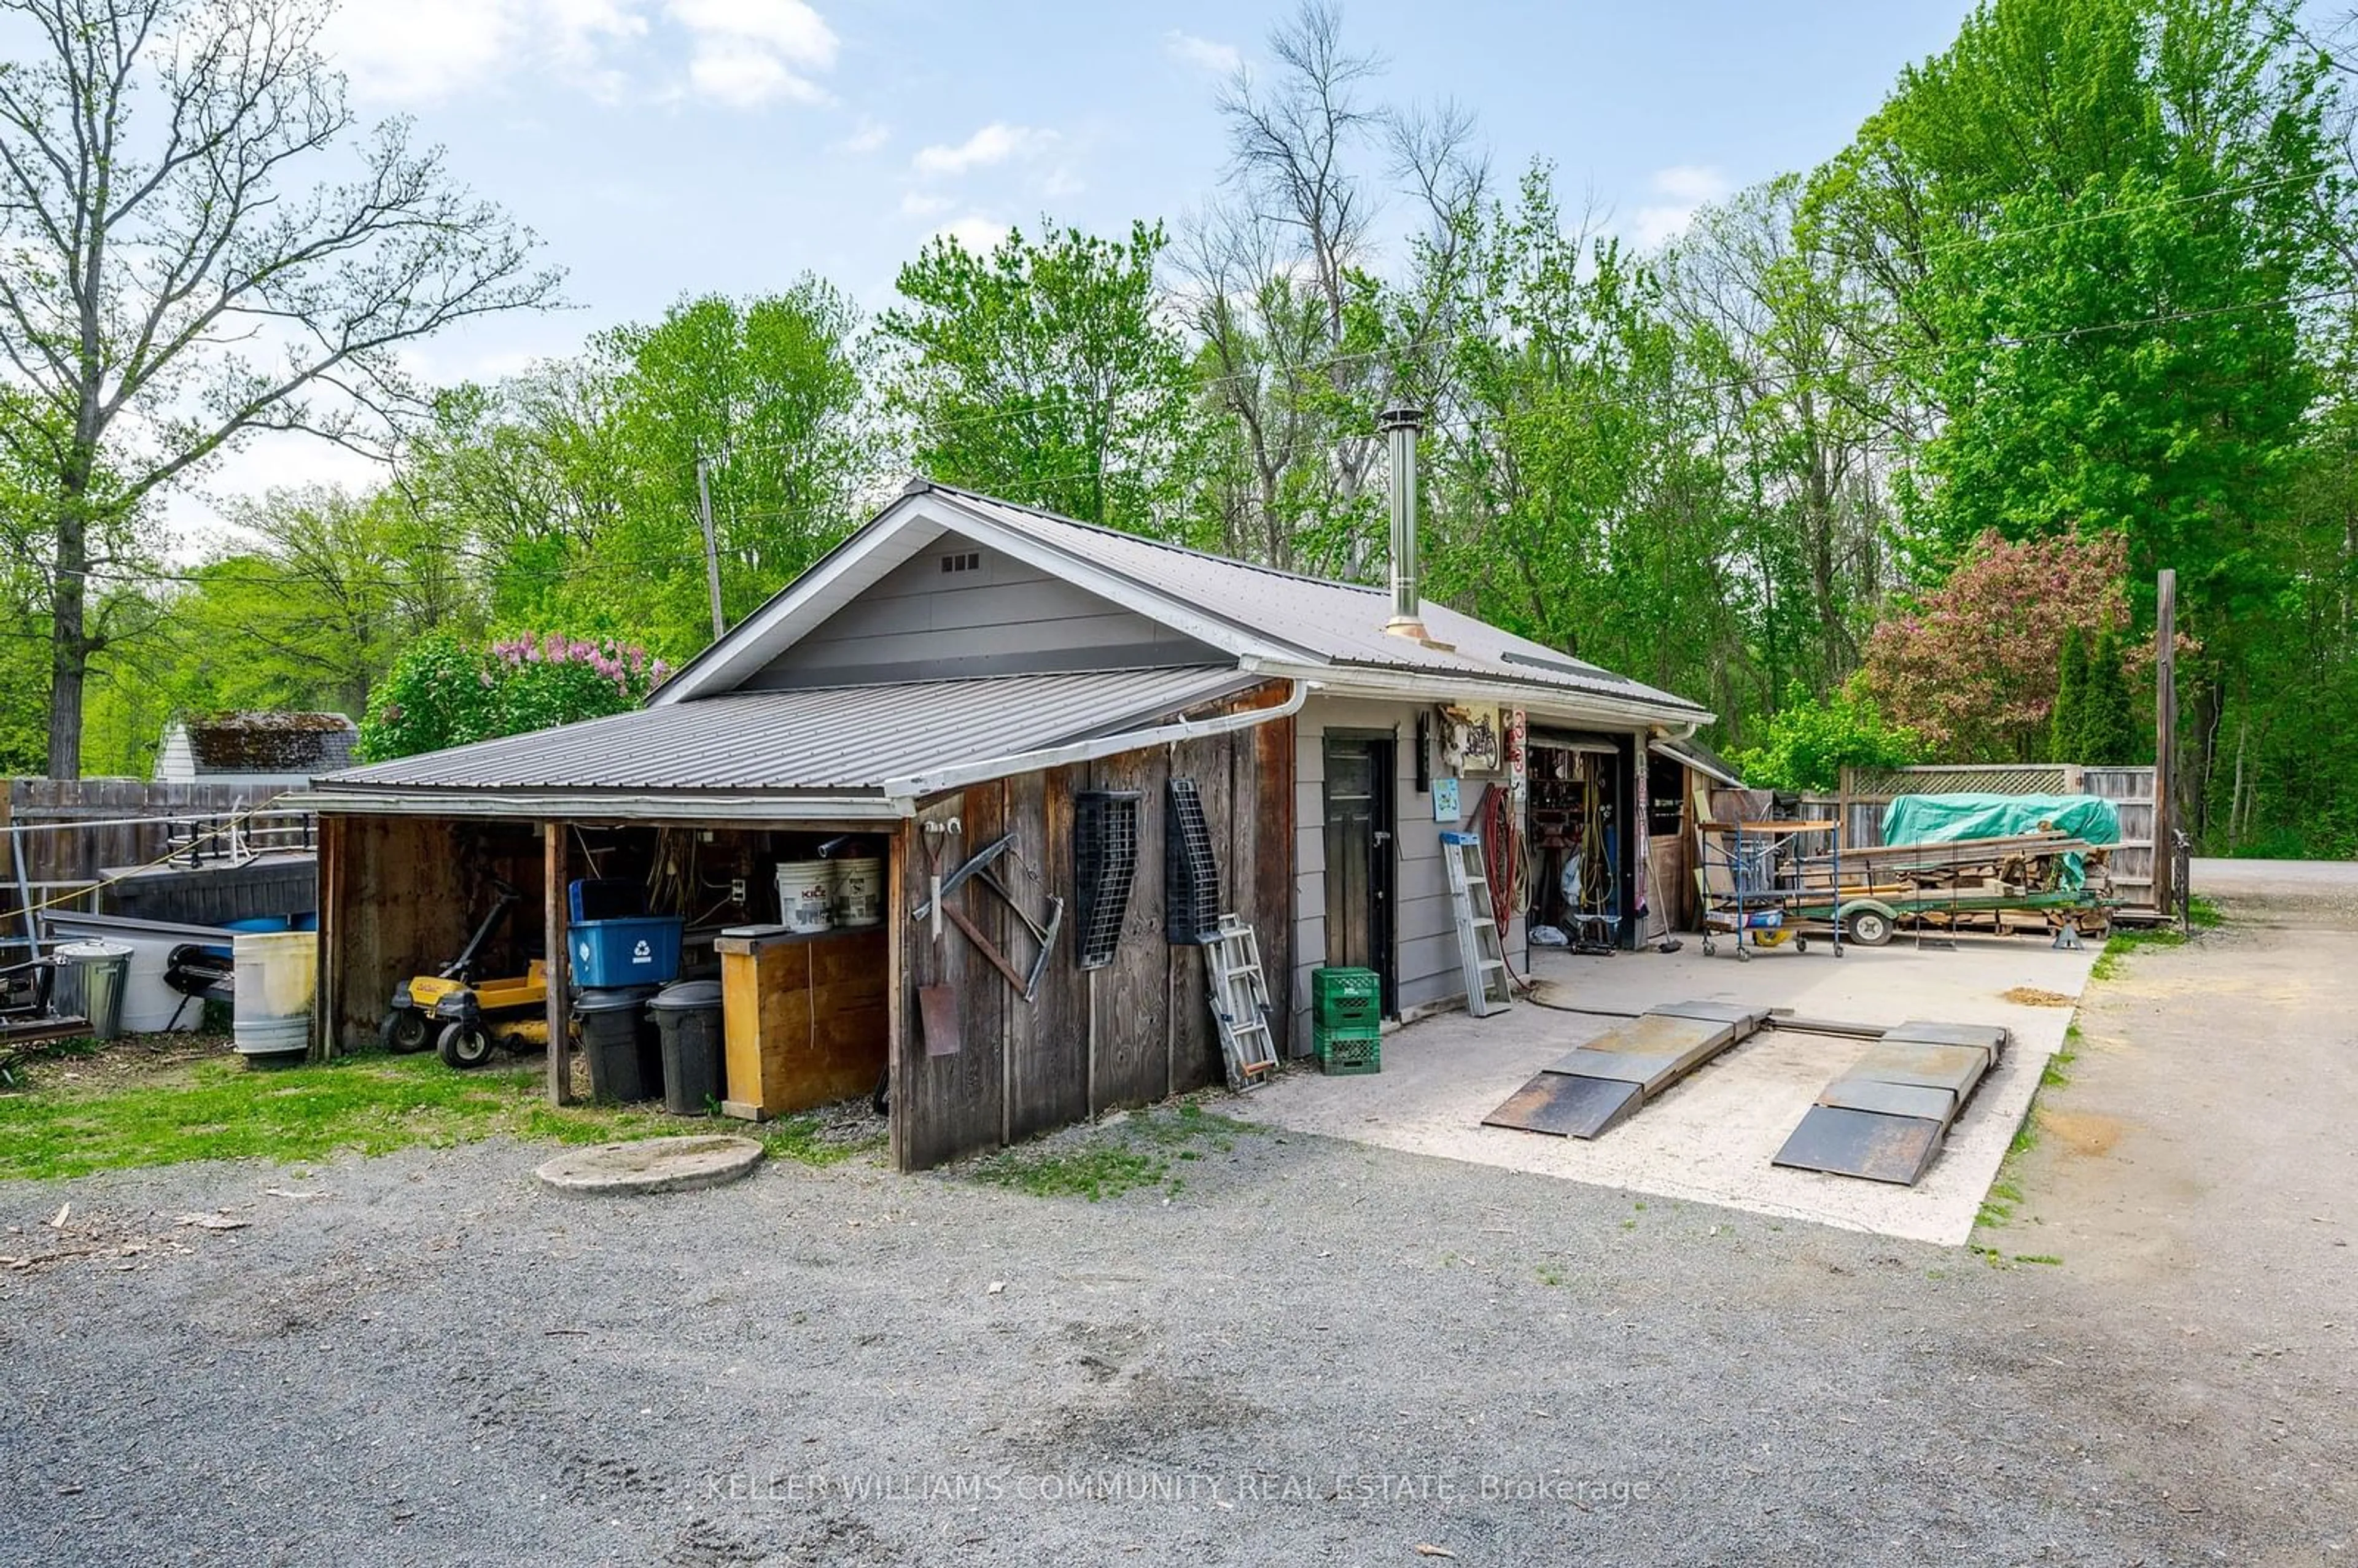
[648,979,725,1116]
[575,985,659,1101]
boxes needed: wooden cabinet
[716,925,889,1120]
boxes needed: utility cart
[1695,820,1842,961]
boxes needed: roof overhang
[289,788,910,824]
[1246,659,1710,732]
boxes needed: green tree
[1729,681,1924,794]
[0,0,558,776]
[590,285,874,651]
[2078,629,2139,764]
[879,221,1197,533]
[2050,626,2089,762]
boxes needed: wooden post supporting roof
[545,821,572,1105]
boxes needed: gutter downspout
[882,680,1312,807]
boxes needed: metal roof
[316,666,1257,801]
[925,484,1708,719]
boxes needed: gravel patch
[0,1104,2337,1567]
[2,866,2351,1565]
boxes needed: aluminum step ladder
[1203,915,1279,1091]
[1440,831,1514,1018]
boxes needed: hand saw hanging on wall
[912,834,1065,1005]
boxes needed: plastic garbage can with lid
[52,940,133,1040]
[648,979,725,1115]
[574,985,660,1101]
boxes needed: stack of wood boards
[1482,1000,1767,1140]
[1796,831,2101,893]
[1773,1020,2011,1186]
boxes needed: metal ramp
[1204,915,1279,1092]
[1773,1020,2010,1185]
[1483,1000,1767,1140]
[1439,831,1514,1017]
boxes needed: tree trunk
[44,491,89,781]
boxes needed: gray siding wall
[744,531,1220,688]
[1290,694,1529,1055]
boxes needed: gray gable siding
[741,530,1221,689]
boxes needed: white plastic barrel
[232,930,316,1058]
[774,860,835,934]
[830,856,883,928]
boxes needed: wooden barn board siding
[890,713,1293,1172]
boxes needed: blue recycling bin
[569,916,683,988]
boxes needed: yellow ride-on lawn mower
[379,880,548,1069]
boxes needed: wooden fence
[1,778,311,953]
[1799,762,2158,916]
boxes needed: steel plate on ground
[1482,1073,1644,1139]
[1539,1014,1738,1095]
[1880,1021,2010,1057]
[1817,1079,1958,1122]
[1847,1041,1992,1098]
[1648,999,1769,1028]
[1774,1106,1946,1185]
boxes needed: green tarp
[1880,793,2122,891]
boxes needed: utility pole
[2155,568,2179,922]
[695,457,725,642]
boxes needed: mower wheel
[437,1022,496,1070]
[381,1009,432,1055]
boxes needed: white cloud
[930,215,1011,254]
[911,123,1054,178]
[1630,163,1734,248]
[1039,165,1084,199]
[1162,29,1240,75]
[898,190,954,217]
[325,0,645,104]
[838,116,890,153]
[668,0,838,107]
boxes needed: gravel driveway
[2,866,2351,1567]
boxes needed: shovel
[919,982,960,1057]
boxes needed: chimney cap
[1377,405,1425,433]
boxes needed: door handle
[1373,830,1392,846]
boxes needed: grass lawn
[0,1045,882,1184]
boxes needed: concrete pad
[534,1135,765,1197]
[1232,931,2096,1244]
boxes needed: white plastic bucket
[774,860,835,934]
[232,930,316,1058]
[830,857,883,928]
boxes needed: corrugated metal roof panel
[931,486,1707,718]
[324,667,1257,794]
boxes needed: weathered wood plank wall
[889,713,1294,1173]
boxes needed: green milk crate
[1312,966,1381,1030]
[1314,1024,1381,1076]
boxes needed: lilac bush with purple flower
[357,632,671,762]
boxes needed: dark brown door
[1323,735,1396,1013]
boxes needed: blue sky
[202,0,1983,521]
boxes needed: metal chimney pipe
[1379,404,1428,640]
